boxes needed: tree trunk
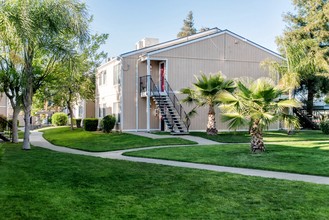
[306,79,315,116]
[22,48,34,150]
[206,104,218,135]
[11,106,20,143]
[67,100,74,130]
[250,120,265,153]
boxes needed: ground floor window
[113,102,120,123]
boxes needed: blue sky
[84,0,294,57]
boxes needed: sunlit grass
[126,141,329,176]
[1,143,328,219]
[42,127,196,152]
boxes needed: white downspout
[135,57,141,131]
[146,57,151,132]
[119,57,124,132]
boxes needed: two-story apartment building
[96,28,283,133]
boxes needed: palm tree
[180,72,235,135]
[218,78,300,152]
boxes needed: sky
[84,0,295,58]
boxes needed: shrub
[83,118,98,131]
[101,115,116,133]
[76,119,82,128]
[320,120,329,134]
[0,115,8,132]
[52,113,68,126]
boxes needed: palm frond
[221,113,248,130]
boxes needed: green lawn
[42,127,196,152]
[125,141,329,176]
[1,143,328,219]
[190,130,329,143]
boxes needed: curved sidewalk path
[30,131,329,185]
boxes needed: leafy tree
[0,0,90,149]
[180,72,235,135]
[219,78,300,153]
[280,0,329,115]
[177,11,197,38]
[0,32,23,143]
[35,33,108,130]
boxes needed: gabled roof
[120,28,221,57]
[120,27,284,60]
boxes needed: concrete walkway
[30,131,329,185]
[125,131,219,145]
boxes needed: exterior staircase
[0,117,12,142]
[293,108,320,130]
[140,76,190,134]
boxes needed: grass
[0,143,329,219]
[18,131,24,139]
[190,130,329,143]
[125,141,329,176]
[42,127,196,152]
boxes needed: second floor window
[113,64,120,85]
[102,70,107,85]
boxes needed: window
[102,70,107,85]
[102,104,106,117]
[113,102,120,123]
[113,64,120,85]
[98,70,106,86]
[78,105,83,118]
[98,74,102,86]
[98,105,102,118]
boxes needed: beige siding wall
[86,101,95,118]
[121,57,161,130]
[96,59,121,130]
[149,33,281,131]
[0,95,7,117]
[117,32,282,131]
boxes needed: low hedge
[83,118,98,131]
[76,119,82,128]
[101,115,116,133]
[52,113,68,126]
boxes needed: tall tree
[219,78,300,152]
[177,11,197,38]
[36,33,108,130]
[280,0,329,115]
[180,72,235,135]
[0,0,90,150]
[0,29,23,143]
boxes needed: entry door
[159,62,165,92]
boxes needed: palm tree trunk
[206,104,218,135]
[250,120,265,153]
[306,79,315,117]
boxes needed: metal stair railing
[0,117,13,142]
[293,108,319,130]
[139,75,190,132]
[164,79,190,131]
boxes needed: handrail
[0,116,13,142]
[293,107,319,130]
[139,75,190,132]
[164,79,190,130]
